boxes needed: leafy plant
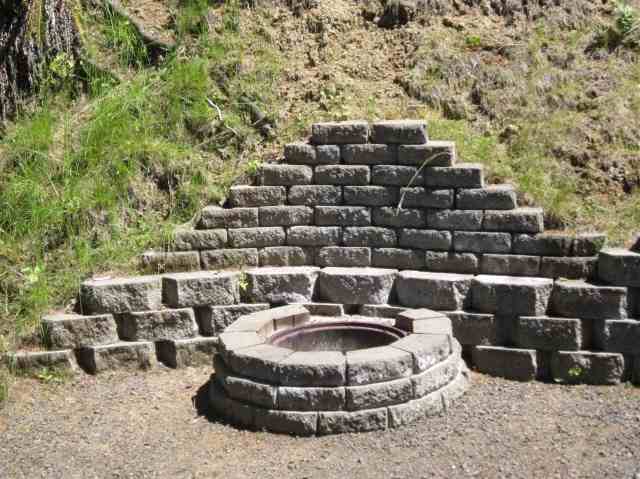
[464,35,482,49]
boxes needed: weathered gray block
[140,251,200,273]
[315,165,370,185]
[316,145,341,163]
[315,206,371,226]
[598,248,640,287]
[222,344,290,384]
[311,121,369,144]
[371,120,427,144]
[163,271,239,308]
[77,341,156,374]
[258,206,313,227]
[8,350,76,373]
[258,164,313,186]
[550,280,629,320]
[283,143,317,164]
[80,276,162,315]
[289,302,344,317]
[277,386,346,411]
[424,164,483,188]
[343,227,397,247]
[453,231,512,254]
[440,366,470,409]
[427,209,483,231]
[424,252,479,274]
[228,186,286,207]
[318,407,388,434]
[371,165,424,187]
[391,333,451,372]
[288,185,342,206]
[197,206,259,229]
[287,226,342,246]
[318,267,397,304]
[483,208,544,234]
[211,383,256,428]
[540,256,597,279]
[472,346,537,381]
[119,308,198,341]
[278,351,347,386]
[372,207,426,228]
[398,229,451,250]
[550,351,624,385]
[514,316,583,351]
[223,374,277,409]
[196,303,270,335]
[255,409,319,436]
[399,187,453,209]
[258,246,313,267]
[346,346,413,385]
[471,275,554,316]
[395,309,452,334]
[456,185,517,210]
[228,227,286,248]
[480,254,541,276]
[388,391,442,428]
[244,266,320,303]
[200,248,258,270]
[359,304,408,318]
[42,313,118,349]
[156,337,218,368]
[398,141,455,167]
[445,311,497,346]
[343,186,399,206]
[173,229,227,251]
[396,271,473,310]
[595,319,640,354]
[220,303,306,336]
[342,144,396,164]
[572,233,606,256]
[372,248,426,270]
[412,348,460,397]
[512,233,572,256]
[316,247,371,267]
[346,377,413,410]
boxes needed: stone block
[550,351,624,385]
[391,333,451,372]
[397,141,455,167]
[372,207,426,228]
[258,206,313,227]
[173,229,227,251]
[472,346,537,381]
[388,391,442,428]
[315,165,370,185]
[283,143,317,164]
[412,348,460,397]
[358,304,408,318]
[80,275,162,315]
[399,187,453,209]
[471,275,554,316]
[514,316,583,351]
[255,409,319,436]
[445,311,497,346]
[440,366,470,408]
[278,351,347,386]
[483,208,544,234]
[371,248,426,270]
[288,185,342,206]
[456,185,517,210]
[200,248,259,270]
[596,319,640,354]
[311,120,369,144]
[318,408,388,434]
[396,271,472,310]
[140,251,200,273]
[346,377,413,410]
[277,386,346,411]
[512,233,572,256]
[572,233,607,256]
[156,337,218,368]
[258,164,313,186]
[8,350,76,373]
[289,303,344,317]
[223,344,290,384]
[427,209,483,231]
[42,313,118,349]
[315,206,371,226]
[228,186,286,207]
[343,227,397,247]
[163,271,239,308]
[287,226,342,246]
[424,252,479,274]
[223,374,278,409]
[480,254,541,276]
[244,266,319,304]
[371,165,424,187]
[395,309,452,334]
[598,248,640,287]
[196,303,270,336]
[343,186,399,206]
[318,267,397,304]
[316,145,342,163]
[550,280,629,320]
[228,227,285,248]
[197,206,259,229]
[258,246,314,267]
[342,144,396,164]
[452,231,512,254]
[119,308,198,341]
[398,229,451,250]
[346,346,413,385]
[316,247,371,267]
[77,341,156,374]
[371,119,427,144]
[540,256,597,279]
[424,164,483,188]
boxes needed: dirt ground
[1,366,639,479]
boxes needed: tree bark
[0,0,81,122]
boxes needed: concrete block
[140,251,200,273]
[278,351,347,386]
[424,164,483,188]
[283,143,317,164]
[258,164,313,186]
[472,346,537,381]
[346,346,413,385]
[453,231,512,254]
[7,350,76,373]
[222,344,290,384]
[572,233,607,256]
[277,386,346,411]
[399,187,453,209]
[163,271,239,308]
[316,145,341,163]
[456,185,517,210]
[317,247,371,267]
[315,165,370,185]
[551,280,629,320]
[197,206,258,229]
[483,208,544,233]
[440,365,470,408]
[343,186,399,206]
[398,141,455,167]
[343,227,397,247]
[200,248,258,270]
[119,308,198,341]
[311,120,369,144]
[173,229,227,251]
[222,374,277,409]
[398,229,451,250]
[596,319,640,354]
[258,206,313,227]
[540,256,597,279]
[228,186,286,207]
[255,409,319,436]
[371,165,424,186]
[288,185,342,206]
[427,209,483,231]
[598,248,640,287]
[514,316,583,351]
[391,333,451,372]
[371,119,427,144]
[412,348,460,397]
[77,341,156,374]
[512,233,572,256]
[195,303,270,336]
[395,309,452,334]
[396,271,473,310]
[80,276,162,315]
[42,313,118,349]
[318,267,397,304]
[258,246,314,267]
[287,226,342,246]
[289,303,344,317]
[471,275,554,316]
[228,227,285,248]
[550,351,624,385]
[359,304,408,318]
[480,254,541,276]
[342,144,396,164]
[315,206,371,226]
[372,248,426,270]
[445,311,497,346]
[388,391,442,428]
[424,252,479,274]
[346,377,413,410]
[318,408,388,434]
[156,337,218,368]
[372,207,427,228]
[244,266,320,304]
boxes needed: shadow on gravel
[192,376,236,428]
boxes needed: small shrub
[465,35,482,49]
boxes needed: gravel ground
[1,366,639,479]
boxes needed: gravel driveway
[1,366,639,478]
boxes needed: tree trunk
[0,0,81,122]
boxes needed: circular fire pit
[209,305,469,435]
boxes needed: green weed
[103,8,148,66]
